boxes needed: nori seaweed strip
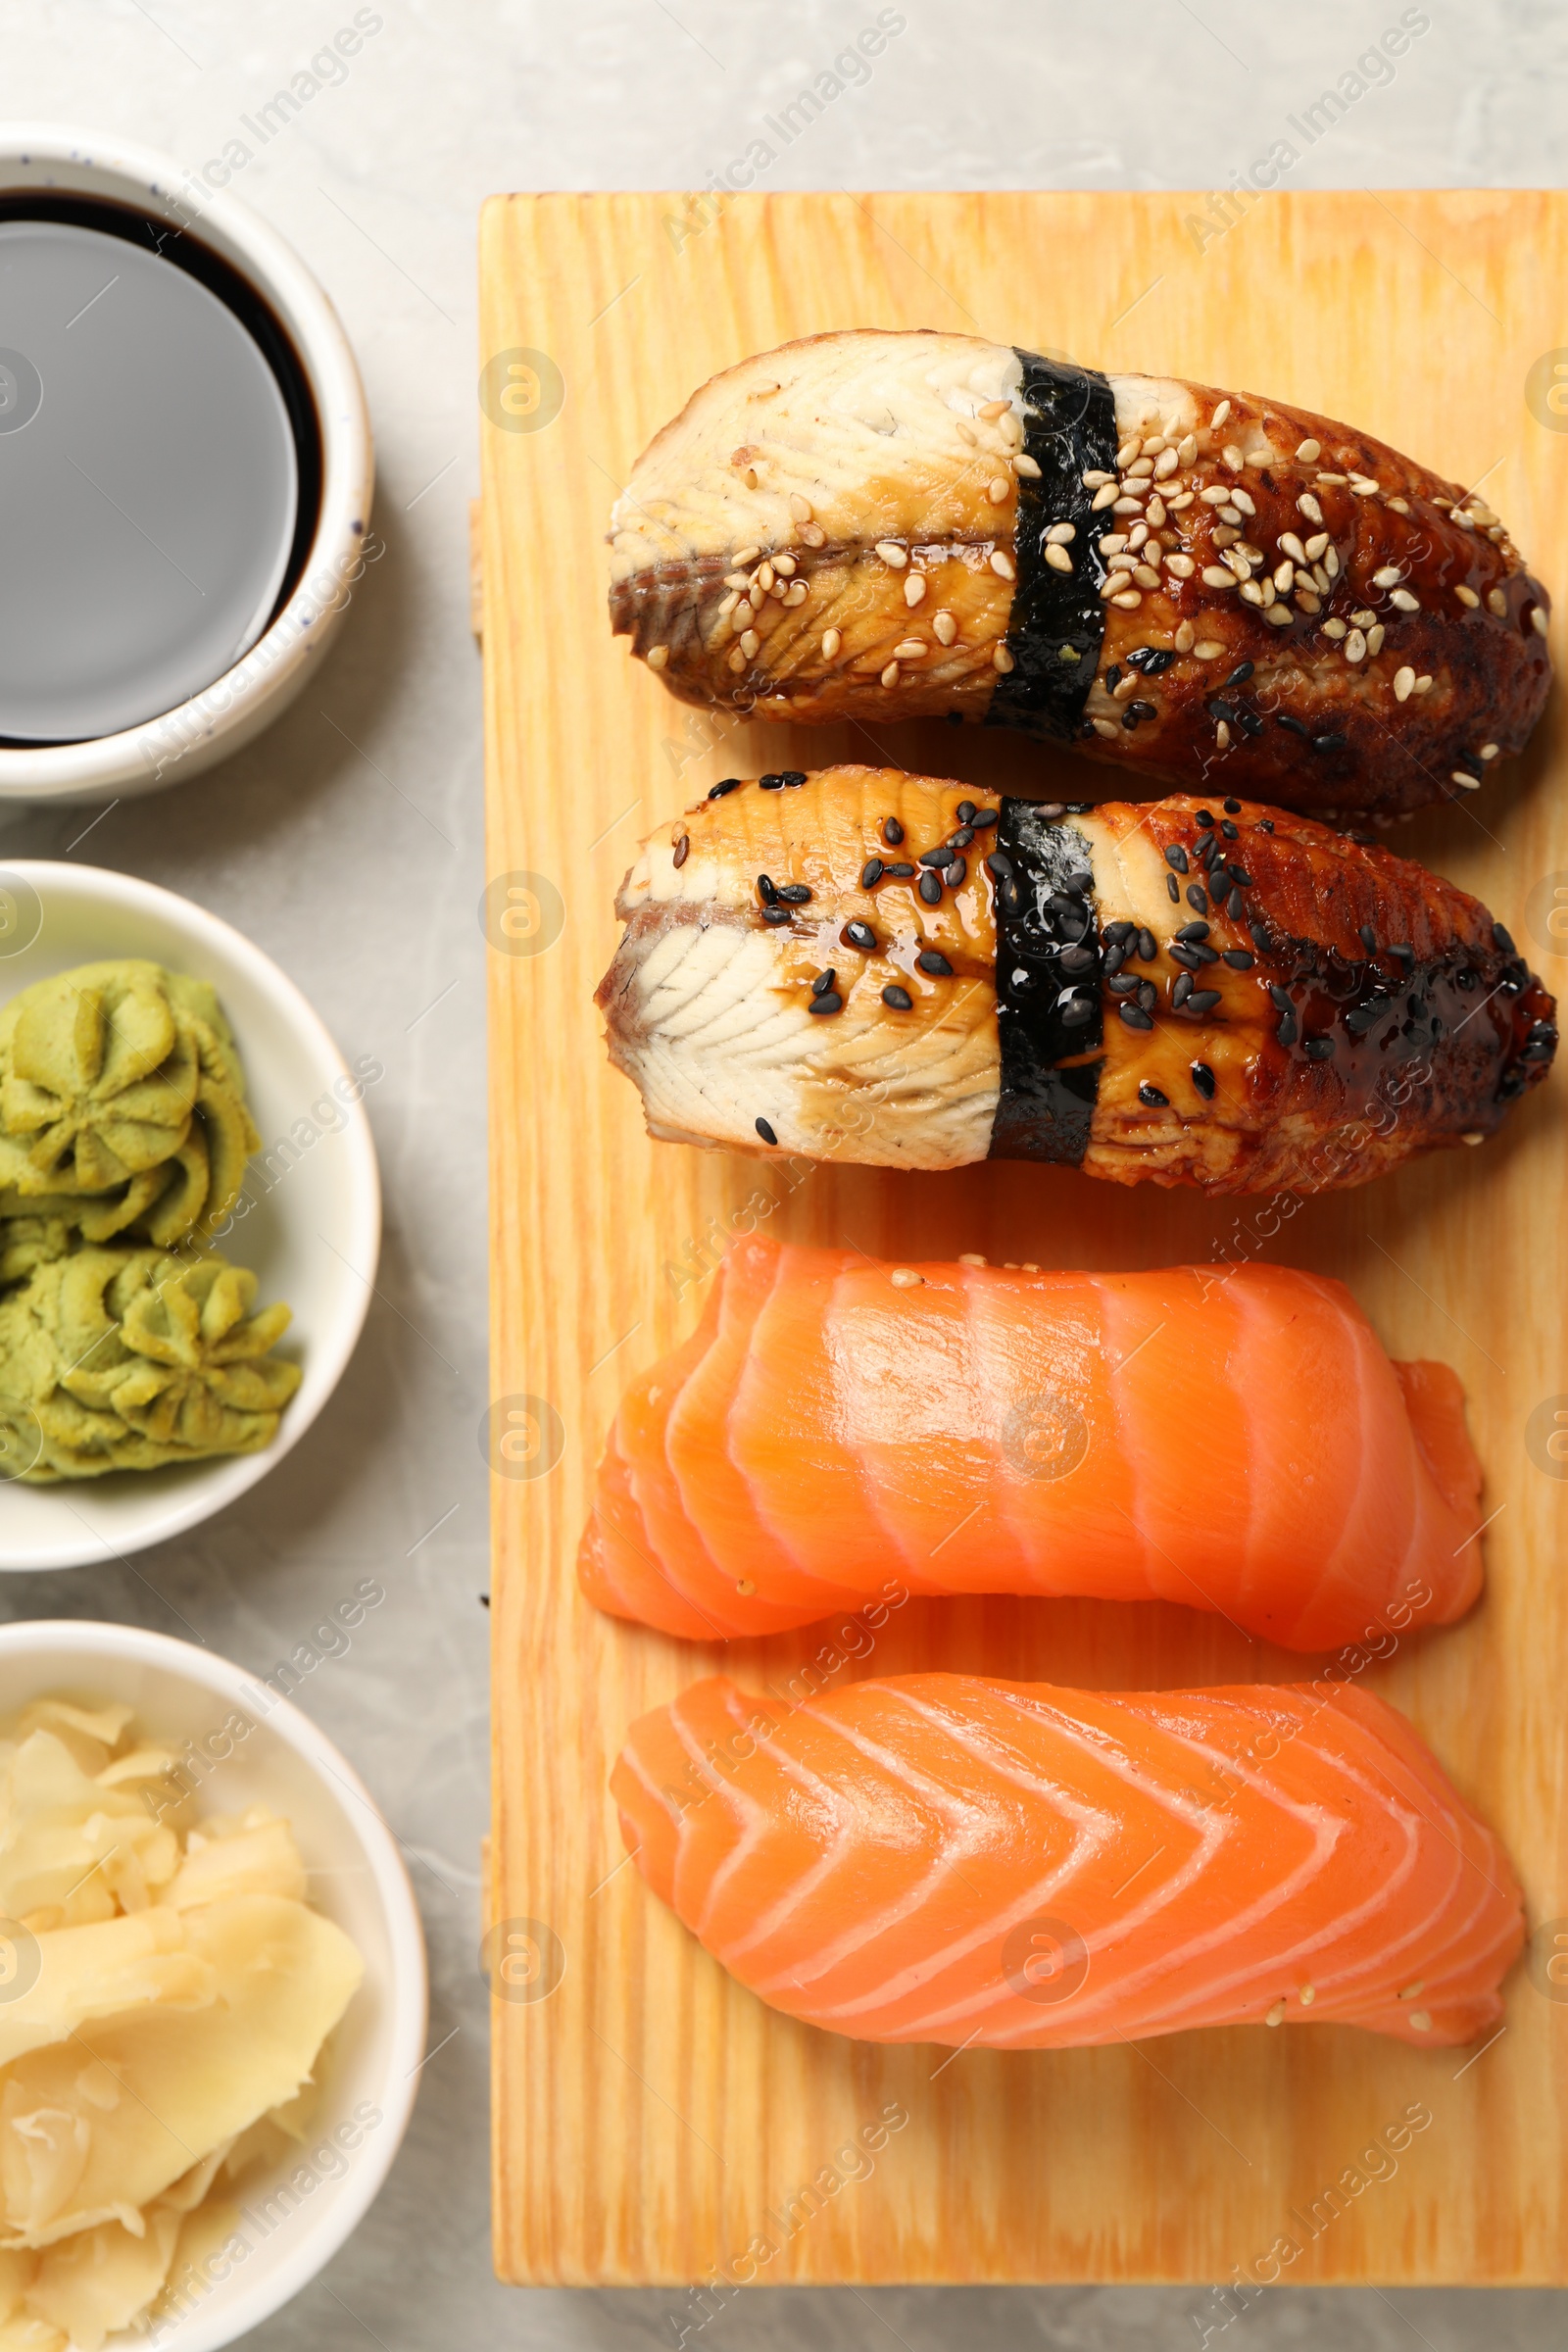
[988,800,1102,1163]
[986,350,1118,742]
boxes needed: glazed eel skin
[596,766,1556,1193]
[607,331,1551,820]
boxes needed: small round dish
[0,1618,427,2352]
[0,859,381,1570]
[0,122,373,806]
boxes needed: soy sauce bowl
[0,122,373,805]
[0,860,381,1570]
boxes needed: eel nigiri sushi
[579,1238,1483,1648]
[608,329,1551,819]
[614,1674,1523,2049]
[598,767,1555,1189]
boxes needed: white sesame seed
[1126,522,1151,551]
[1371,564,1403,589]
[1350,608,1376,626]
[932,611,957,646]
[956,422,977,447]
[999,412,1023,449]
[1126,457,1155,479]
[1454,583,1480,608]
[1200,485,1231,507]
[1210,400,1231,429]
[1153,448,1179,479]
[1239,580,1264,607]
[1223,444,1246,472]
[1345,628,1367,661]
[1222,547,1252,582]
[1310,565,1331,594]
[1013,452,1042,478]
[991,551,1016,581]
[1303,531,1329,560]
[787,581,808,606]
[1092,484,1120,512]
[717,591,740,615]
[1194,639,1225,658]
[1323,617,1348,640]
[1141,434,1166,457]
[894,638,927,660]
[1201,565,1239,590]
[1082,469,1114,488]
[1414,673,1434,691]
[890,1267,923,1289]
[1112,494,1146,516]
[1099,534,1128,555]
[1166,490,1196,512]
[1349,476,1380,496]
[1264,1999,1286,2028]
[1316,472,1348,486]
[1298,493,1324,524]
[1461,1131,1485,1145]
[735,546,761,567]
[905,574,926,608]
[1116,439,1141,467]
[1451,770,1480,790]
[789,493,813,522]
[1480,742,1499,759]
[740,629,760,658]
[821,627,842,659]
[993,643,1016,671]
[1387,497,1410,514]
[1230,487,1257,517]
[1296,438,1321,462]
[1112,672,1139,701]
[1452,508,1475,530]
[1366,622,1385,655]
[1092,716,1119,739]
[1100,574,1132,601]
[1046,521,1077,545]
[957,1252,988,1268]
[978,398,1010,420]
[724,571,751,590]
[1391,588,1421,612]
[1218,506,1244,526]
[1278,533,1307,565]
[1295,588,1322,614]
[1487,586,1507,616]
[1045,543,1074,574]
[727,647,747,672]
[775,554,799,579]
[1533,607,1549,636]
[1216,719,1232,749]
[1323,547,1341,578]
[1394,665,1415,700]
[1109,589,1143,610]
[1178,434,1198,465]
[1165,553,1197,579]
[1273,561,1295,592]
[1129,563,1158,589]
[646,643,669,670]
[1146,495,1167,526]
[881,660,901,687]
[988,476,1010,504]
[1263,605,1293,628]
[799,522,826,547]
[1175,620,1197,652]
[875,540,907,568]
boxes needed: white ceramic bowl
[0,122,373,805]
[0,1618,427,2351]
[0,859,381,1570]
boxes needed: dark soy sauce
[0,193,322,745]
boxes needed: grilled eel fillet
[607,331,1551,820]
[596,766,1556,1192]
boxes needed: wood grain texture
[482,192,1568,2288]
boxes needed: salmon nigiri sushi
[613,1674,1524,2049]
[579,1237,1483,1650]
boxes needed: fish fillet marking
[988,349,1117,739]
[988,803,1103,1162]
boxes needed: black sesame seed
[1041,802,1068,818]
[1064,868,1093,899]
[1126,645,1178,675]
[1358,924,1378,955]
[919,845,955,869]
[1059,945,1096,975]
[1206,699,1237,727]
[1494,922,1517,956]
[1119,1004,1154,1031]
[1269,986,1294,1011]
[916,950,953,977]
[918,871,943,906]
[1164,845,1189,873]
[1165,873,1180,903]
[1137,980,1157,1012]
[1304,1037,1335,1060]
[1168,942,1203,971]
[1229,866,1252,887]
[1187,988,1222,1014]
[1223,798,1241,815]
[710,778,743,798]
[1108,972,1141,996]
[755,1117,777,1145]
[1138,1082,1169,1106]
[950,827,975,850]
[781,770,807,787]
[1278,710,1310,736]
[1258,819,1275,834]
[1190,1060,1216,1100]
[1222,662,1254,688]
[776,883,812,905]
[1226,890,1244,920]
[1388,944,1414,967]
[883,816,905,846]
[1277,1010,1299,1046]
[1220,819,1239,841]
[846,921,877,953]
[1137,927,1156,961]
[881,984,913,1011]
[1187,884,1209,914]
[673,834,690,868]
[1125,699,1157,725]
[985,852,1014,881]
[760,772,785,790]
[956,800,976,822]
[971,808,999,829]
[1060,999,1095,1029]
[885,861,915,878]
[1313,733,1348,753]
[1103,944,1126,976]
[948,858,967,888]
[1104,919,1136,946]
[761,906,793,927]
[860,858,884,888]
[1172,969,1194,1008]
[810,968,837,998]
[757,873,778,905]
[1223,949,1255,969]
[808,992,843,1015]
[1195,808,1215,829]
[1177,920,1211,942]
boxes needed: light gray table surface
[0,2,1562,2344]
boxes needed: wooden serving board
[482,192,1568,2287]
